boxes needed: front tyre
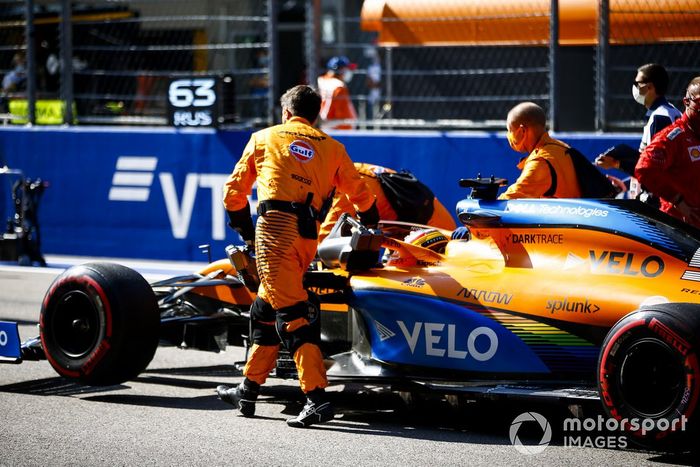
[598,303,700,450]
[40,262,159,385]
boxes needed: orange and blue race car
[1,176,699,449]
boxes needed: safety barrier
[0,127,638,261]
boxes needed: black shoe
[216,380,259,417]
[287,391,334,428]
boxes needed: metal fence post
[384,46,392,124]
[549,0,559,132]
[305,0,321,94]
[267,0,279,125]
[60,0,74,125]
[595,0,609,132]
[25,0,36,125]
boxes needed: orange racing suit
[222,116,376,393]
[318,163,457,241]
[500,133,582,199]
[317,73,357,130]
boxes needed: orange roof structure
[361,0,700,46]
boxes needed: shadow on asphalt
[142,364,242,378]
[83,393,230,411]
[0,377,128,396]
[2,367,698,463]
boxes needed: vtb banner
[0,126,639,261]
[167,76,236,128]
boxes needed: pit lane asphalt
[0,257,694,466]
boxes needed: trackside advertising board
[0,126,639,261]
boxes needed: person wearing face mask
[317,56,358,130]
[595,64,682,203]
[499,102,582,199]
[635,76,700,228]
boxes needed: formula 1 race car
[2,176,700,449]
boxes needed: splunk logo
[108,156,255,240]
[546,297,600,314]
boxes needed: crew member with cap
[217,84,378,428]
[317,55,357,130]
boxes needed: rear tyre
[40,262,159,385]
[598,303,700,450]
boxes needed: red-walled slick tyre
[40,262,159,385]
[598,303,700,450]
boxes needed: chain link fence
[317,0,552,130]
[1,0,271,126]
[0,0,28,122]
[601,0,700,130]
[377,45,550,129]
[74,0,269,125]
[326,0,700,131]
[1,0,698,130]
[313,0,381,128]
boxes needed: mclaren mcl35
[2,177,700,449]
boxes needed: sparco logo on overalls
[289,140,315,163]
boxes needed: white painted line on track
[0,255,209,281]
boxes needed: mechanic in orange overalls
[500,102,581,199]
[317,56,358,130]
[318,162,456,242]
[450,102,583,240]
[217,85,378,428]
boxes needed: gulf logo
[289,140,315,163]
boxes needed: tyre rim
[51,290,101,358]
[618,337,684,418]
